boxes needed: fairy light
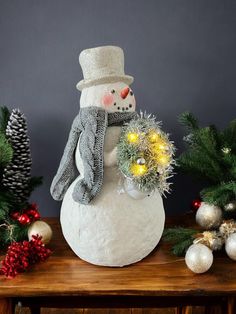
[127,132,139,144]
[155,154,170,167]
[130,163,148,176]
[148,130,161,143]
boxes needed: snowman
[51,46,165,267]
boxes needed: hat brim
[76,75,134,91]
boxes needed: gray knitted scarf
[50,106,137,205]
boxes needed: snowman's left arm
[50,114,81,201]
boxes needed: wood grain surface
[0,216,236,299]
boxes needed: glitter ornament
[185,243,213,274]
[28,221,53,244]
[219,220,236,240]
[225,233,236,261]
[193,231,223,251]
[224,201,236,212]
[196,202,222,229]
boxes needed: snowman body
[60,81,165,267]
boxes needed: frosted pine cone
[2,109,32,203]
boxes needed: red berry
[191,199,202,211]
[11,211,20,220]
[18,214,31,225]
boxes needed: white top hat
[76,46,134,91]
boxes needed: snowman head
[77,46,135,112]
[80,81,136,113]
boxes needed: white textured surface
[60,81,165,267]
[77,46,133,90]
[60,126,165,266]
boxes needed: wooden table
[0,217,236,314]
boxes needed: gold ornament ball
[196,202,222,229]
[225,233,236,261]
[185,243,213,274]
[28,220,53,244]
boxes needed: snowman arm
[104,147,117,167]
[50,114,81,201]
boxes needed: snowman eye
[111,89,115,94]
[130,90,133,96]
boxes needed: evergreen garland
[163,227,197,256]
[178,112,236,209]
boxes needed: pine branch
[28,176,43,194]
[222,119,236,151]
[0,106,10,133]
[163,227,197,256]
[178,112,199,131]
[201,181,236,207]
[0,132,13,168]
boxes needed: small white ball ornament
[28,220,53,244]
[123,178,149,200]
[225,233,236,261]
[185,243,213,274]
[196,202,222,229]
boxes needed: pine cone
[2,109,32,203]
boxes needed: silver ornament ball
[124,178,149,200]
[225,233,236,261]
[196,202,222,229]
[185,243,213,274]
[136,157,146,165]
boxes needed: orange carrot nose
[120,87,130,99]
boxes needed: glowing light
[151,141,168,154]
[127,132,139,144]
[148,130,162,143]
[130,163,148,176]
[155,154,170,167]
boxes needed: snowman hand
[104,147,117,167]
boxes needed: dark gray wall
[0,0,235,217]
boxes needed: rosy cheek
[101,94,114,107]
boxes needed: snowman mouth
[114,103,132,111]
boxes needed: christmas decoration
[3,109,32,204]
[0,235,51,278]
[17,213,31,225]
[163,227,197,256]
[224,201,236,212]
[185,243,213,274]
[51,46,172,267]
[164,112,236,274]
[123,177,149,200]
[193,231,223,251]
[191,199,201,211]
[219,220,236,240]
[225,233,236,261]
[0,106,51,279]
[178,112,236,211]
[28,220,53,244]
[117,112,175,195]
[0,106,43,248]
[195,202,222,229]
